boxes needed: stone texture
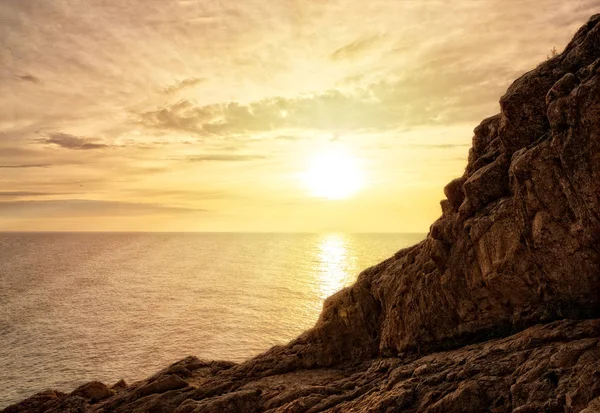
[69,382,112,402]
[2,391,66,413]
[6,320,600,412]
[4,13,600,413]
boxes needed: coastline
[5,13,600,413]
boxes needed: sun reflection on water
[316,234,355,300]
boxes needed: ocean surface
[0,232,425,408]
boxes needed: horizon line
[0,230,428,235]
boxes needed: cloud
[0,199,204,217]
[139,100,215,134]
[0,144,84,169]
[0,191,70,197]
[163,77,204,94]
[15,73,41,84]
[139,69,506,137]
[131,189,235,200]
[330,35,383,61]
[0,146,44,157]
[40,133,109,150]
[184,154,266,162]
[0,163,53,168]
[139,93,370,136]
[273,135,304,141]
[406,143,471,149]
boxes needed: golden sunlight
[301,148,364,200]
[316,234,353,299]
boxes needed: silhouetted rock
[69,382,112,402]
[2,391,66,413]
[4,13,600,413]
[109,380,127,392]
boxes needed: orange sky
[0,0,597,232]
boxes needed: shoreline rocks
[5,319,600,412]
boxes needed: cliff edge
[5,14,600,413]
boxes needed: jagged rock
[135,374,188,398]
[110,380,128,392]
[581,397,600,413]
[4,13,600,413]
[462,152,510,214]
[173,389,262,413]
[46,397,87,413]
[69,381,112,402]
[2,391,66,413]
[443,177,466,211]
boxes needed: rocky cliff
[5,14,600,413]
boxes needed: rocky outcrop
[4,13,600,413]
[5,320,600,412]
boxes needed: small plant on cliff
[547,47,559,60]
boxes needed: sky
[0,0,598,232]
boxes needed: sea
[0,232,425,408]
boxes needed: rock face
[4,13,600,413]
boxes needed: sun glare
[302,148,364,200]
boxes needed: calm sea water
[0,232,424,408]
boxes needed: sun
[301,148,364,200]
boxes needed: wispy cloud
[0,199,204,217]
[406,143,471,149]
[131,189,235,200]
[163,77,204,94]
[15,73,41,84]
[0,163,53,168]
[140,71,507,137]
[273,135,305,141]
[0,191,70,197]
[184,154,266,162]
[139,100,213,134]
[330,35,383,61]
[40,133,109,150]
